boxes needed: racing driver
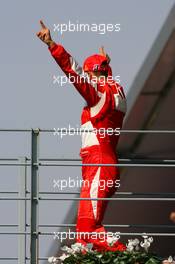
[37,20,127,252]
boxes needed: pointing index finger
[99,46,106,57]
[40,20,47,29]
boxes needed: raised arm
[99,46,112,77]
[36,20,100,107]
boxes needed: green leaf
[145,257,161,264]
[101,258,112,263]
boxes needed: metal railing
[0,128,175,263]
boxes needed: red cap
[83,54,109,73]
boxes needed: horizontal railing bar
[0,232,174,237]
[0,258,48,261]
[1,224,175,229]
[0,258,61,261]
[0,191,19,194]
[1,158,175,163]
[1,196,175,201]
[0,192,175,200]
[39,197,175,201]
[0,158,19,161]
[38,163,175,167]
[39,232,175,237]
[0,163,31,166]
[0,198,31,200]
[1,197,175,201]
[0,129,31,132]
[35,159,175,165]
[0,232,30,234]
[26,258,51,261]
[39,158,175,163]
[0,128,175,133]
[0,225,18,227]
[40,129,175,134]
[36,224,175,229]
[0,258,54,261]
[0,163,175,167]
[39,192,175,196]
[0,258,66,261]
[1,159,175,166]
[0,258,18,260]
[1,191,175,196]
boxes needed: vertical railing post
[30,128,40,264]
[18,156,27,264]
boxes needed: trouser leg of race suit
[76,145,126,251]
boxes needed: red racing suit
[49,43,127,251]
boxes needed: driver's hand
[36,20,55,47]
[99,46,111,64]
